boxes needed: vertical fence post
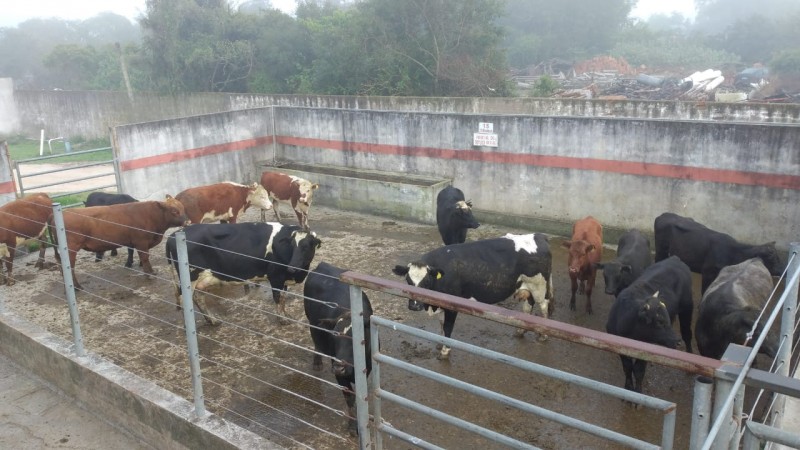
[175,230,206,417]
[728,384,745,450]
[52,203,85,357]
[711,377,734,450]
[370,319,384,450]
[772,242,800,428]
[690,376,714,450]
[349,284,372,449]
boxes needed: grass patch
[7,137,113,163]
[49,193,89,209]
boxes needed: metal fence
[1,197,799,449]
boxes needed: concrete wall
[7,88,800,140]
[0,312,274,449]
[0,79,20,136]
[0,141,17,204]
[269,107,800,248]
[114,108,275,200]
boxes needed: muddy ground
[0,204,769,449]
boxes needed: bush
[770,49,800,75]
[530,75,560,97]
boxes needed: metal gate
[13,146,121,206]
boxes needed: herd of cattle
[0,175,788,436]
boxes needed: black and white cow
[436,186,480,245]
[606,256,694,394]
[392,233,553,359]
[166,222,321,325]
[695,258,779,360]
[654,212,783,293]
[84,192,139,267]
[595,229,652,296]
[303,261,373,436]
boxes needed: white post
[39,129,44,156]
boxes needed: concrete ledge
[0,311,277,450]
[259,161,450,224]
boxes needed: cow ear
[165,194,174,200]
[392,265,409,276]
[621,264,632,273]
[586,244,595,253]
[561,240,572,249]
[430,267,444,280]
[466,200,473,208]
[312,183,319,190]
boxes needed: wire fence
[2,195,799,449]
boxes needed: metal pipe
[16,147,112,164]
[175,231,206,418]
[728,384,744,450]
[741,425,759,450]
[370,320,384,450]
[374,422,443,450]
[24,171,116,191]
[690,376,714,450]
[271,105,277,165]
[349,284,371,448]
[773,243,799,428]
[51,203,84,357]
[711,377,734,450]
[744,420,800,447]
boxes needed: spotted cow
[176,182,272,225]
[259,172,319,230]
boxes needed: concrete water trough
[258,162,451,224]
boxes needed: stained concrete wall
[0,79,20,136]
[113,108,275,200]
[0,141,16,204]
[7,89,800,140]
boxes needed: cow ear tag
[436,272,442,280]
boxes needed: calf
[166,222,321,325]
[175,182,272,225]
[654,212,783,293]
[303,261,373,436]
[562,216,603,313]
[436,186,480,245]
[606,256,694,394]
[49,195,188,290]
[0,193,52,285]
[695,258,779,360]
[393,233,553,359]
[259,171,319,230]
[84,192,139,267]
[595,229,652,296]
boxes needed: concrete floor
[0,354,150,450]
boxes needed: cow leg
[585,277,594,315]
[110,248,118,257]
[295,210,308,230]
[632,359,648,395]
[138,249,154,274]
[95,251,104,262]
[272,287,290,325]
[125,247,134,268]
[620,355,635,391]
[272,202,282,222]
[67,250,83,291]
[341,384,358,436]
[569,273,578,311]
[1,249,13,286]
[193,290,220,326]
[35,240,47,270]
[437,310,458,360]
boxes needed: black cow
[436,186,479,245]
[696,258,779,360]
[84,192,139,267]
[303,262,373,436]
[166,222,321,325]
[393,233,553,359]
[654,212,782,293]
[606,256,694,394]
[596,229,652,296]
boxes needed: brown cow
[259,172,319,230]
[0,193,52,285]
[50,195,188,290]
[562,216,603,314]
[176,182,272,225]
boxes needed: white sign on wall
[473,132,498,147]
[478,122,494,133]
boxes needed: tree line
[1,0,798,96]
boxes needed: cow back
[260,172,294,202]
[176,182,250,224]
[0,193,53,244]
[85,192,138,207]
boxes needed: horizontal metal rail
[374,422,444,450]
[14,147,112,164]
[372,316,671,449]
[341,271,722,377]
[16,159,115,178]
[742,420,800,448]
[22,171,116,191]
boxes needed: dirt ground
[1,203,763,449]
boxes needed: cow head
[562,240,595,275]
[638,292,679,348]
[331,312,372,380]
[287,230,321,276]
[595,261,633,296]
[247,183,273,212]
[455,200,480,229]
[753,242,784,277]
[392,262,443,311]
[513,272,553,318]
[293,178,319,206]
[163,195,189,226]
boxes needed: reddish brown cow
[0,193,52,285]
[50,195,188,290]
[562,216,603,314]
[176,182,272,225]
[259,172,319,230]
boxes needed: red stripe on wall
[0,180,17,195]
[278,136,800,190]
[120,136,273,171]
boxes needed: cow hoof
[124,262,133,269]
[94,257,102,262]
[536,334,549,343]
[277,317,291,326]
[514,328,526,338]
[6,279,14,287]
[569,302,576,311]
[312,363,322,372]
[436,353,450,361]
